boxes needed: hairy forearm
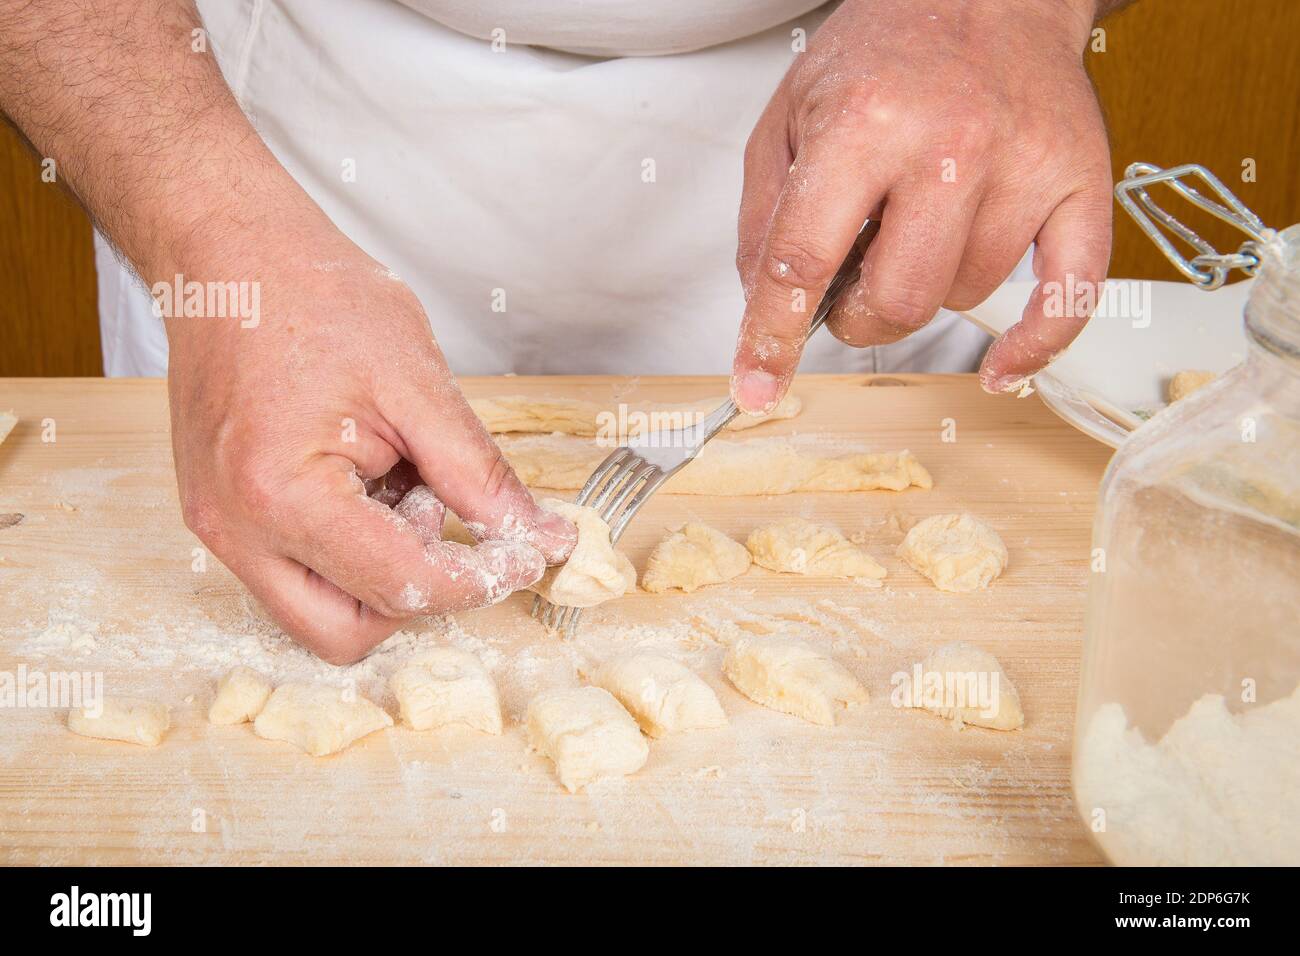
[0,0,320,283]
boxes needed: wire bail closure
[1115,162,1274,291]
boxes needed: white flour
[1074,686,1300,866]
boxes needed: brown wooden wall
[1,0,1298,376]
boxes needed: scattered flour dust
[16,586,886,721]
[1074,686,1300,865]
[8,576,1059,864]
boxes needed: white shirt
[97,0,1005,378]
[398,0,828,55]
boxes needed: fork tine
[609,471,669,543]
[532,461,650,633]
[599,462,657,524]
[588,458,641,512]
[575,448,633,506]
[530,222,878,640]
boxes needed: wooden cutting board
[0,374,1113,865]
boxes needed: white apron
[96,0,1012,378]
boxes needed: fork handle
[806,219,880,342]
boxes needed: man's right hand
[166,224,576,664]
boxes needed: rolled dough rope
[469,392,801,436]
[499,434,932,495]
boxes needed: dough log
[470,392,801,437]
[500,434,932,495]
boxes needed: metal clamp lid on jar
[1115,162,1275,291]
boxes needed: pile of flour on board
[1074,686,1300,866]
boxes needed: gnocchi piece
[253,684,392,756]
[208,666,273,725]
[897,513,1008,592]
[746,517,885,585]
[1167,369,1215,402]
[594,653,727,737]
[390,648,502,734]
[526,686,648,793]
[723,635,867,726]
[912,641,1024,731]
[530,499,635,608]
[68,697,170,747]
[641,523,751,593]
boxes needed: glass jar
[1072,223,1300,866]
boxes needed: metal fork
[531,220,881,636]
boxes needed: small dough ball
[253,683,393,756]
[208,666,273,725]
[897,513,1007,592]
[746,517,886,585]
[390,648,502,734]
[723,635,867,726]
[594,653,727,737]
[641,523,751,593]
[1167,369,1215,403]
[68,697,170,747]
[913,641,1024,731]
[530,499,636,608]
[526,686,649,793]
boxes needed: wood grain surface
[0,374,1114,865]
[1087,0,1300,285]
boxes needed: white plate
[960,279,1251,447]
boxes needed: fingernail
[980,371,1030,395]
[733,369,780,414]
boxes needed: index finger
[730,137,889,413]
